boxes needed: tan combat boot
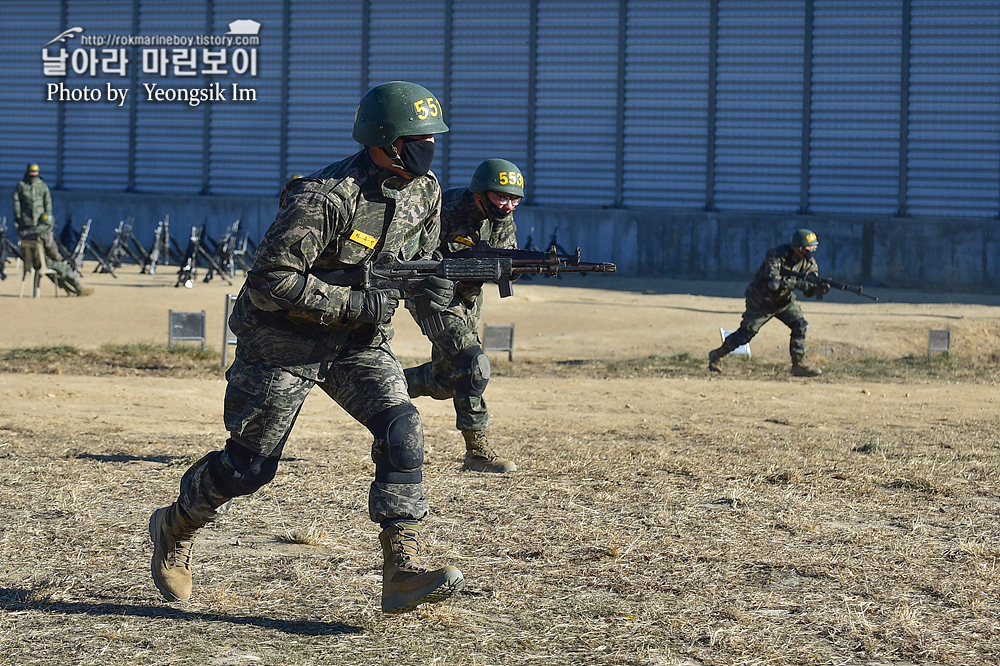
[76,287,94,296]
[149,503,204,601]
[462,429,516,473]
[379,521,464,614]
[790,354,822,377]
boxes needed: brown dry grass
[2,266,999,665]
[1,349,999,665]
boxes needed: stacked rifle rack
[26,216,256,288]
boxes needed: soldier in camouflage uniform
[404,159,524,474]
[12,163,93,296]
[149,82,464,614]
[709,229,829,377]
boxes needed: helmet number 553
[413,97,440,120]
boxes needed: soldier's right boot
[379,520,465,614]
[149,502,205,601]
[790,353,822,377]
[462,429,516,473]
[708,347,727,373]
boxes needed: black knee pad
[209,440,282,497]
[367,403,423,484]
[791,320,809,337]
[454,346,491,397]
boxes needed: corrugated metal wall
[2,0,998,220]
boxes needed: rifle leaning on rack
[0,217,24,281]
[64,218,92,274]
[314,242,616,335]
[175,225,232,287]
[780,267,878,301]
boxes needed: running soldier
[404,159,524,474]
[709,229,829,377]
[149,81,464,614]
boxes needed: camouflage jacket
[231,150,442,378]
[745,244,820,311]
[439,187,517,306]
[12,177,53,229]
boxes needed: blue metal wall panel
[367,1,448,184]
[62,1,133,191]
[623,1,710,209]
[906,0,1000,217]
[285,2,364,177]
[132,1,206,194]
[714,0,805,213]
[449,1,532,193]
[534,0,620,206]
[808,0,902,215]
[1,1,61,190]
[209,1,283,195]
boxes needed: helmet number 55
[413,97,440,120]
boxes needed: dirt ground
[1,262,999,665]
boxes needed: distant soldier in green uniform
[149,82,464,614]
[709,228,829,377]
[404,159,524,474]
[12,163,93,296]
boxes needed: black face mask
[485,200,511,222]
[801,248,815,259]
[391,137,435,177]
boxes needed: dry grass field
[1,263,999,666]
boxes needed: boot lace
[390,524,431,575]
[467,432,498,461]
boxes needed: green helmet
[790,229,819,248]
[352,81,449,147]
[469,158,525,197]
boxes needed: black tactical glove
[347,288,402,324]
[416,275,455,312]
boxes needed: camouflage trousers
[720,298,809,359]
[176,341,429,527]
[18,226,84,293]
[405,302,489,432]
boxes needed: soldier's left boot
[149,502,206,601]
[379,520,464,614]
[462,429,516,473]
[708,347,726,373]
[790,353,822,377]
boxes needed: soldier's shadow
[0,588,363,636]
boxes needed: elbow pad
[246,272,307,311]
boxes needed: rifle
[315,243,616,335]
[0,217,20,280]
[780,267,878,301]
